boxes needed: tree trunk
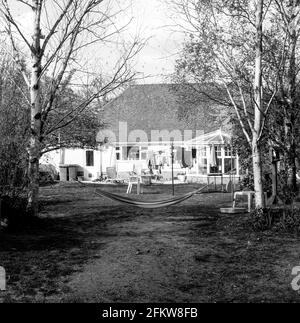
[286,2,299,195]
[252,138,265,207]
[27,143,40,217]
[27,1,42,217]
[252,0,265,208]
[287,141,298,194]
[268,147,283,205]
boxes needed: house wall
[42,148,112,181]
[63,149,97,180]
[60,146,120,181]
[41,132,240,183]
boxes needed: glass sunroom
[185,129,240,184]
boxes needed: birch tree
[274,0,300,194]
[169,0,281,208]
[0,0,143,216]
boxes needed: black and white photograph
[0,0,300,308]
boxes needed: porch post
[221,145,225,174]
[196,148,200,175]
[236,154,240,177]
[100,147,103,177]
[207,146,210,175]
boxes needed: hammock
[94,184,208,209]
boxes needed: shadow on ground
[0,183,299,303]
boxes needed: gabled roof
[185,129,232,146]
[99,84,227,143]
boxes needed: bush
[39,171,56,186]
[0,57,29,216]
[0,195,29,230]
[240,173,254,191]
[250,208,273,231]
[240,172,272,194]
[250,207,300,233]
[277,170,298,204]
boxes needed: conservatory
[112,129,240,183]
[184,129,240,184]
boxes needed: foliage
[0,54,105,207]
[1,0,142,216]
[0,55,29,200]
[0,196,29,226]
[41,85,104,154]
[277,169,298,204]
[250,208,273,231]
[240,173,254,191]
[168,0,279,207]
[250,206,300,233]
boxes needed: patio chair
[152,169,163,182]
[105,167,124,184]
[127,164,146,194]
[126,175,143,194]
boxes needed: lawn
[0,182,300,303]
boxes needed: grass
[0,182,300,303]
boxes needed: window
[200,147,207,157]
[198,158,207,175]
[86,151,94,166]
[128,146,140,160]
[209,146,222,174]
[224,147,237,174]
[225,158,237,174]
[116,147,121,160]
[225,147,232,157]
[192,148,197,159]
[121,146,140,160]
[140,147,148,160]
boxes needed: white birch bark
[27,1,42,216]
[252,0,265,208]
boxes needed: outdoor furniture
[141,175,152,185]
[126,175,143,194]
[105,167,124,184]
[232,191,267,212]
[152,169,163,181]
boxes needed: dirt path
[56,185,300,303]
[1,183,299,303]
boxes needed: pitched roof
[186,129,232,146]
[99,83,229,143]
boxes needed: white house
[42,84,240,184]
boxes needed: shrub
[0,195,29,230]
[240,172,273,195]
[39,171,56,186]
[240,173,254,191]
[274,207,300,233]
[277,170,297,204]
[250,206,300,234]
[250,207,273,231]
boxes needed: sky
[126,0,184,83]
[5,0,185,84]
